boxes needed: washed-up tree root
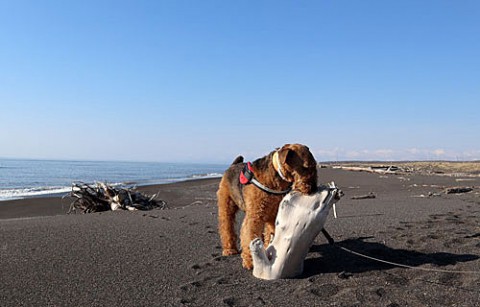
[250,182,342,280]
[68,182,166,214]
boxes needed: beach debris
[332,165,404,175]
[351,192,376,200]
[68,181,166,214]
[412,192,442,198]
[412,194,426,198]
[444,187,474,194]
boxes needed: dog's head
[276,144,317,194]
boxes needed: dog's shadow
[302,237,479,277]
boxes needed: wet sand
[1,169,479,306]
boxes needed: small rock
[376,287,386,297]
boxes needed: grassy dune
[329,161,480,176]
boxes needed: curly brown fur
[216,144,317,269]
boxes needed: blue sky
[0,1,479,163]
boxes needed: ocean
[0,159,227,201]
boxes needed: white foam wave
[0,186,71,201]
[190,173,223,179]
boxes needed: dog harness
[240,162,291,195]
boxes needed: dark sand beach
[1,168,480,306]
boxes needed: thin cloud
[314,148,480,161]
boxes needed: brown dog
[216,144,318,269]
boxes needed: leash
[321,228,480,275]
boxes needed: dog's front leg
[263,220,275,247]
[240,213,264,270]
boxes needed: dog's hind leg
[217,191,239,256]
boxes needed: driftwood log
[444,187,474,194]
[250,182,342,280]
[351,192,376,200]
[68,182,166,214]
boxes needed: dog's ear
[283,149,294,165]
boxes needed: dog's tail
[231,156,244,165]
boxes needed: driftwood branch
[250,182,342,280]
[68,182,166,214]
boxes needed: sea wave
[0,186,72,201]
[190,172,223,179]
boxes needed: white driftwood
[250,182,341,280]
[332,165,402,175]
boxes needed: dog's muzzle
[294,182,316,195]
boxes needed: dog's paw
[242,258,253,270]
[222,249,239,256]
